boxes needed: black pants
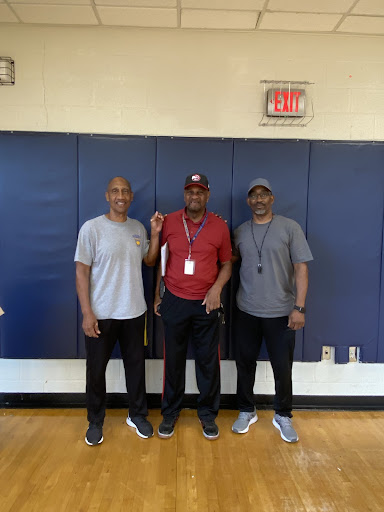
[160,290,221,421]
[85,315,148,424]
[235,308,295,418]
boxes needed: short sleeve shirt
[234,215,313,318]
[162,209,232,300]
[74,215,149,320]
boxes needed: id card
[184,259,196,275]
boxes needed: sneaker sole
[85,436,103,446]
[200,420,219,440]
[157,428,174,439]
[272,418,299,443]
[232,414,258,434]
[126,417,154,439]
[203,431,219,440]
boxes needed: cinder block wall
[0,25,383,396]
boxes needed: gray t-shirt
[74,215,149,320]
[234,215,313,318]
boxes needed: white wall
[0,358,383,396]
[0,25,383,397]
[1,25,384,140]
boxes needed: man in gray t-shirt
[231,178,313,443]
[75,176,164,446]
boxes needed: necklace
[250,216,274,274]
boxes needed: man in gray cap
[231,178,313,442]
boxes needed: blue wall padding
[379,229,384,363]
[305,142,384,362]
[154,137,234,358]
[78,135,157,232]
[335,347,350,365]
[77,135,157,357]
[1,133,384,364]
[232,140,311,361]
[0,133,78,358]
[232,140,310,232]
[156,137,233,225]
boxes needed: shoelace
[278,417,292,427]
[239,411,254,420]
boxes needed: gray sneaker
[232,408,258,434]
[272,414,299,443]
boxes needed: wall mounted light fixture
[0,57,15,85]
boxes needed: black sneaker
[158,416,178,439]
[85,422,103,446]
[126,416,154,439]
[200,419,219,440]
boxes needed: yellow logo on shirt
[133,234,141,247]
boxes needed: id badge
[184,259,195,275]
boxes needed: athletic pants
[235,308,295,418]
[160,289,221,421]
[85,314,148,424]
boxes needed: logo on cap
[192,174,201,182]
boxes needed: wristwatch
[293,305,306,314]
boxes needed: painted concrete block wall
[0,25,383,396]
[0,26,384,140]
[0,359,383,396]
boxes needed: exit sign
[267,88,305,117]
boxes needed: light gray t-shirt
[74,215,149,320]
[234,215,313,318]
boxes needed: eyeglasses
[248,192,271,200]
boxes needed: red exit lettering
[274,91,301,113]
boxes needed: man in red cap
[154,173,232,440]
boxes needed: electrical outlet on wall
[349,346,357,362]
[322,346,331,360]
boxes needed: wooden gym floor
[0,408,383,512]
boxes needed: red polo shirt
[162,208,232,300]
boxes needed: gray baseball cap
[247,178,272,194]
